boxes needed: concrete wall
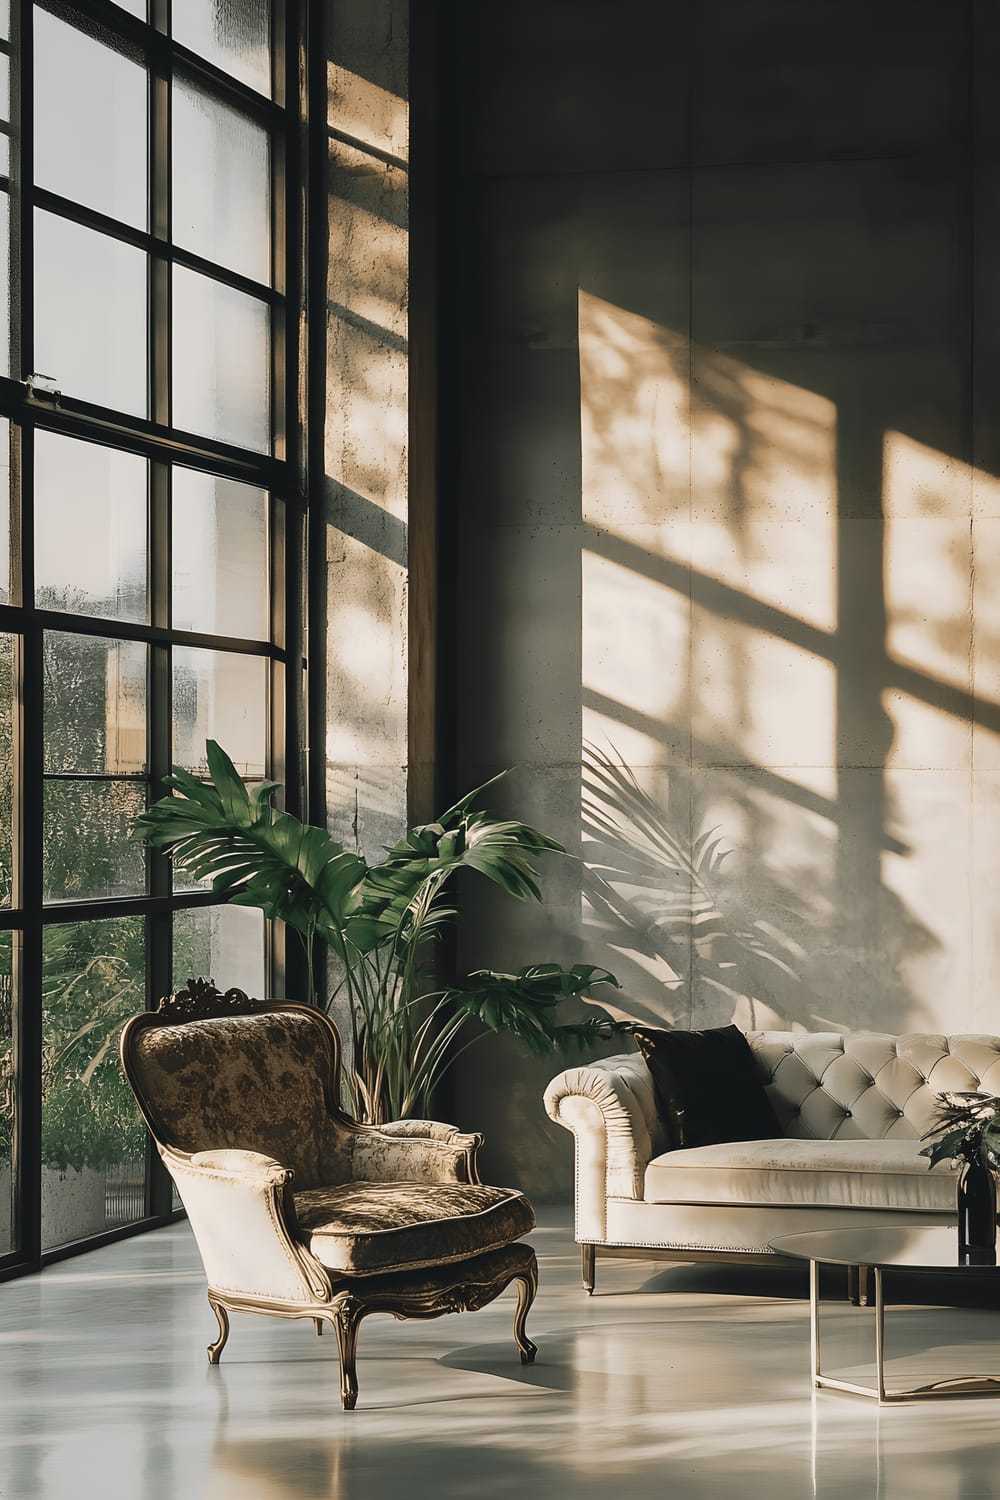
[324,1,409,862]
[451,1,1000,1196]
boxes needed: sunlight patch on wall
[970,466,1000,772]
[883,431,972,771]
[881,769,971,1027]
[578,292,840,1023]
[581,549,689,763]
[579,290,837,785]
[328,145,408,340]
[325,548,406,761]
[325,45,409,860]
[327,62,408,161]
[691,619,837,783]
[691,348,838,529]
[579,289,689,527]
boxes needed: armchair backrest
[121,982,354,1191]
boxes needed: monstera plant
[135,743,627,1123]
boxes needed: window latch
[27,372,61,404]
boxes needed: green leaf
[206,740,252,826]
[134,743,367,955]
[441,963,623,1056]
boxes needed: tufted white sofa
[543,1031,1000,1292]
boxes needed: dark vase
[957,1155,998,1255]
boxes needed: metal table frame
[808,1256,1000,1403]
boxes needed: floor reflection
[2,1214,1000,1500]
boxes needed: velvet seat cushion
[632,1023,783,1149]
[643,1137,958,1213]
[293,1181,535,1275]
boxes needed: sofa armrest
[163,1146,331,1304]
[350,1119,484,1184]
[544,1052,661,1241]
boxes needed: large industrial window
[0,0,303,1273]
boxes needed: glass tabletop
[770,1225,998,1271]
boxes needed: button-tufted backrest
[747,1032,1000,1141]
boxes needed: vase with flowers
[920,1090,1000,1257]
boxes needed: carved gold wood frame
[206,1242,539,1409]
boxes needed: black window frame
[0,0,309,1279]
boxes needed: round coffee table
[770,1225,1000,1403]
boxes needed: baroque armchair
[120,980,538,1409]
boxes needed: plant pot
[40,1165,109,1250]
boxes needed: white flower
[938,1090,1000,1120]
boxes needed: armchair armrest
[163,1146,331,1304]
[349,1119,484,1185]
[374,1119,483,1149]
[543,1052,661,1241]
[189,1148,293,1186]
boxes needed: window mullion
[14,619,41,1262]
[149,21,169,430]
[148,7,170,1206]
[13,0,33,384]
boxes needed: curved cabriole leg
[581,1243,596,1296]
[207,1298,230,1365]
[513,1262,539,1365]
[331,1296,364,1411]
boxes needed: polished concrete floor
[2,1210,1000,1499]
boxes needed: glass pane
[44,780,146,902]
[0,634,12,906]
[173,80,269,284]
[174,904,265,1001]
[0,3,9,41]
[172,469,268,638]
[35,212,147,416]
[172,646,266,778]
[172,267,269,451]
[116,0,146,17]
[35,433,147,623]
[34,9,147,230]
[41,918,147,1251]
[172,0,271,97]
[44,633,147,775]
[0,932,13,1253]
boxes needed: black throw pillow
[632,1023,783,1150]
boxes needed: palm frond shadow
[581,744,809,1029]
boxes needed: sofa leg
[581,1243,596,1296]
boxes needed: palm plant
[135,742,626,1123]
